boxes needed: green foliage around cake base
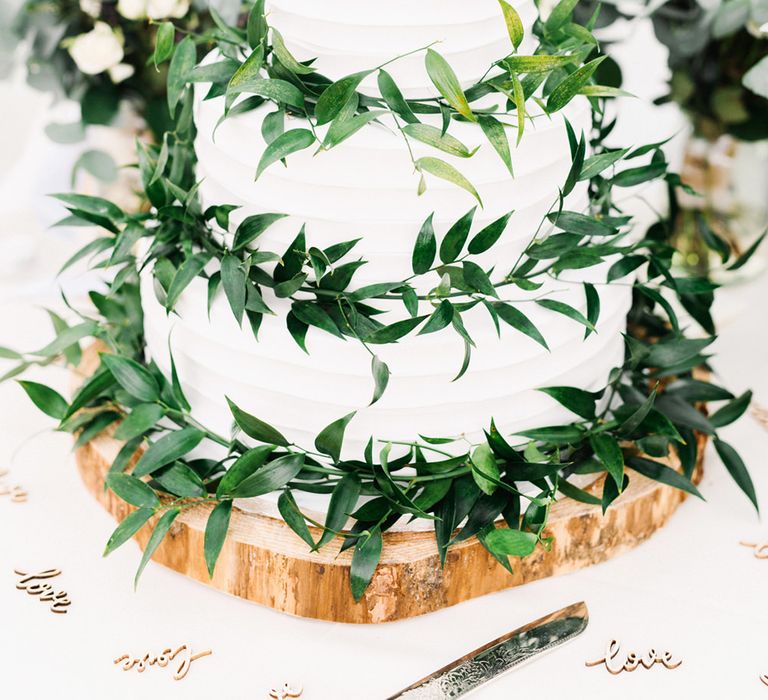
[1,0,760,599]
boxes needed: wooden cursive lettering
[586,639,682,674]
[14,569,71,614]
[114,644,212,681]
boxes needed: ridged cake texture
[142,0,634,462]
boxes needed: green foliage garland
[2,0,760,599]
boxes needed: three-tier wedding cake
[142,0,631,461]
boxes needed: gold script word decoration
[14,568,71,614]
[586,639,682,675]
[740,541,768,559]
[269,682,303,699]
[114,644,212,681]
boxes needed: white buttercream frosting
[140,5,634,519]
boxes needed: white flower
[67,22,124,76]
[116,0,147,20]
[108,63,135,83]
[147,0,190,19]
[79,0,102,18]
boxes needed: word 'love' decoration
[15,568,71,613]
[586,639,682,675]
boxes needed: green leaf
[31,321,97,358]
[493,303,549,349]
[231,453,305,498]
[350,529,382,601]
[584,282,600,339]
[365,316,426,344]
[590,433,624,491]
[103,507,153,556]
[478,115,513,174]
[134,508,180,588]
[644,336,714,368]
[545,0,579,32]
[547,56,606,112]
[114,403,165,442]
[226,396,289,446]
[619,389,657,435]
[153,22,175,67]
[548,210,617,237]
[503,55,577,73]
[471,443,500,495]
[626,456,703,500]
[516,425,583,444]
[580,148,629,181]
[246,0,267,48]
[558,479,601,505]
[708,390,752,428]
[317,474,361,549]
[440,207,477,263]
[271,27,314,74]
[714,439,758,513]
[612,162,667,187]
[221,255,246,325]
[204,500,233,577]
[509,73,526,145]
[166,253,211,311]
[232,77,305,110]
[291,301,344,338]
[483,528,538,557]
[377,70,418,123]
[315,71,371,125]
[419,300,454,335]
[463,261,497,297]
[167,36,196,117]
[132,427,205,478]
[498,0,524,49]
[278,490,316,548]
[416,157,482,205]
[412,213,437,274]
[256,129,315,179]
[536,299,596,333]
[728,230,766,271]
[153,462,206,498]
[539,386,597,419]
[468,212,512,254]
[403,123,475,158]
[315,412,356,463]
[100,355,160,403]
[425,49,475,122]
[324,110,386,148]
[217,445,274,496]
[51,193,124,224]
[232,213,288,251]
[370,356,390,406]
[17,381,68,419]
[107,473,159,508]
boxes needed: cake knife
[385,601,588,699]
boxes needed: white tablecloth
[2,245,768,699]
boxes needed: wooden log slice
[74,423,705,624]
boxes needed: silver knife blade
[386,601,588,699]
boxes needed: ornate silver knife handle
[386,601,589,699]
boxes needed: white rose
[68,22,124,76]
[117,0,147,20]
[108,63,135,83]
[79,0,102,18]
[147,0,190,19]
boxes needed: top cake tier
[266,0,539,97]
